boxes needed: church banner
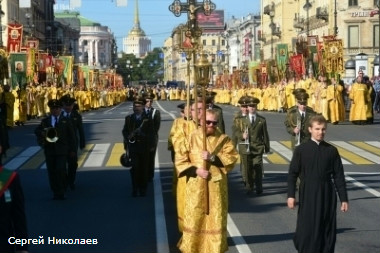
[7,24,23,53]
[276,44,288,74]
[290,54,305,78]
[59,56,74,85]
[323,39,344,74]
[9,53,27,89]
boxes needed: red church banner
[7,24,23,53]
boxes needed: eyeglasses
[206,120,218,126]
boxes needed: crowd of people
[3,69,374,252]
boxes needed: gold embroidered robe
[175,128,238,253]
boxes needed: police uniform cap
[296,92,309,104]
[144,92,155,100]
[60,95,76,105]
[292,88,306,96]
[48,99,62,108]
[133,97,146,106]
[247,96,260,106]
[238,96,250,106]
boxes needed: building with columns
[77,16,116,69]
[122,0,151,58]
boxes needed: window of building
[375,0,378,6]
[374,25,379,48]
[349,0,358,6]
[212,39,216,46]
[222,40,226,46]
[203,40,206,46]
[348,25,359,48]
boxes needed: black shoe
[256,190,263,195]
[70,183,76,190]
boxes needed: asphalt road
[4,100,380,253]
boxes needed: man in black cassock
[287,115,349,253]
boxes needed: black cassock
[288,140,348,253]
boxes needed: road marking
[227,215,252,253]
[330,141,379,164]
[4,146,41,170]
[345,175,380,197]
[83,143,110,168]
[350,141,380,155]
[154,151,170,253]
[78,144,95,168]
[106,142,124,167]
[365,141,380,149]
[272,141,293,161]
[330,142,374,165]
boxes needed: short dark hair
[308,114,327,127]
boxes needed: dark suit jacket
[35,115,77,156]
[65,110,85,149]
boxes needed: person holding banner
[175,109,238,253]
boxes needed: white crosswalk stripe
[3,141,380,171]
[330,141,380,164]
[83,143,111,168]
[4,146,41,171]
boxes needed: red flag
[7,24,23,53]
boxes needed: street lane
[5,100,379,253]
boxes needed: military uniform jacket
[122,112,155,153]
[35,114,77,156]
[235,114,270,155]
[231,112,250,155]
[284,106,316,148]
[64,110,85,149]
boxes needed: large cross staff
[195,52,212,214]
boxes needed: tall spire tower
[123,0,151,57]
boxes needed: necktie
[301,113,305,121]
[54,116,58,127]
[251,115,255,125]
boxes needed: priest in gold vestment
[175,109,238,253]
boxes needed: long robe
[288,140,348,253]
[175,128,238,253]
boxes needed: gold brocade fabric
[170,119,198,232]
[175,128,238,253]
[326,84,345,123]
[349,83,368,121]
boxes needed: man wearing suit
[235,96,270,194]
[122,98,155,197]
[35,99,77,200]
[284,89,317,150]
[60,95,85,190]
[144,93,161,181]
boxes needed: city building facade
[122,0,151,58]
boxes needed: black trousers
[67,153,78,185]
[45,154,67,196]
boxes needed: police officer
[235,96,270,194]
[35,99,77,200]
[284,89,317,150]
[60,95,85,190]
[122,98,154,197]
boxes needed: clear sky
[54,0,260,51]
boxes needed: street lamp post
[303,0,312,36]
[334,0,338,36]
